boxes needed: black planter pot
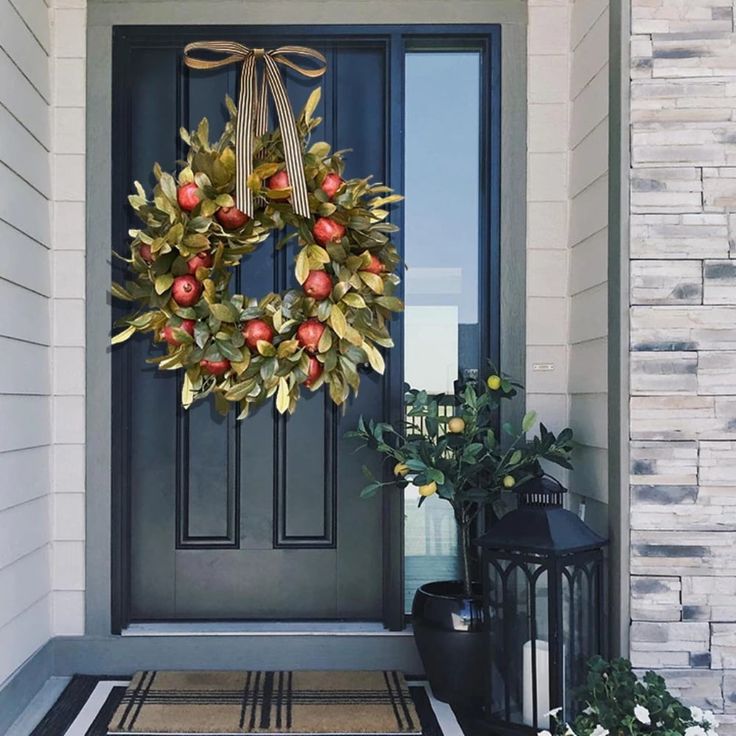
[412,580,485,705]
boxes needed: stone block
[631,530,736,576]
[631,305,736,352]
[631,261,702,304]
[631,351,698,394]
[699,353,736,394]
[630,440,698,485]
[700,442,736,485]
[632,167,703,213]
[631,575,682,622]
[631,213,729,259]
[704,260,736,304]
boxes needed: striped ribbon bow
[183,41,327,219]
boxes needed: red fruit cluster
[305,356,323,387]
[266,171,290,191]
[216,205,250,230]
[187,251,213,274]
[162,319,195,347]
[303,270,332,301]
[242,319,274,351]
[172,275,203,307]
[361,254,384,275]
[200,359,230,376]
[321,172,343,200]
[297,319,325,354]
[312,217,345,246]
[139,243,154,263]
[177,183,201,212]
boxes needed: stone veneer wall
[629,0,736,724]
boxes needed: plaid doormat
[108,671,422,735]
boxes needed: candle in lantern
[522,639,550,727]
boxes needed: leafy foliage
[112,89,403,418]
[346,371,574,594]
[546,657,720,736]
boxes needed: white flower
[691,707,705,722]
[590,725,609,736]
[634,705,651,725]
[703,711,719,729]
[538,730,552,736]
[564,725,576,736]
[685,726,708,736]
[583,706,595,716]
[546,708,563,719]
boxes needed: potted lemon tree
[348,371,574,704]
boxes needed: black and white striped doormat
[23,675,473,736]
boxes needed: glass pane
[403,51,482,612]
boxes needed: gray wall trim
[607,0,631,658]
[499,22,527,427]
[88,0,527,27]
[0,641,54,735]
[86,2,527,635]
[86,23,114,638]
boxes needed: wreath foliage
[112,89,403,418]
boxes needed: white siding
[0,0,52,688]
[568,0,609,531]
[527,0,572,437]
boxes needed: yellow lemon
[418,481,438,497]
[394,462,410,477]
[448,417,465,433]
[502,475,515,489]
[487,374,502,391]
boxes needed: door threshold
[122,621,414,636]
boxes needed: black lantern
[476,476,608,734]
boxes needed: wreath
[111,80,403,418]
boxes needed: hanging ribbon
[183,41,327,219]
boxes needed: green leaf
[342,293,366,309]
[111,325,136,345]
[329,306,347,339]
[276,377,290,414]
[209,303,237,323]
[522,410,538,433]
[154,273,174,295]
[295,249,310,284]
[360,482,382,499]
[111,282,134,301]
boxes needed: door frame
[87,3,527,640]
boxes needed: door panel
[115,33,389,621]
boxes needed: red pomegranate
[216,205,250,230]
[321,172,344,200]
[138,243,154,263]
[305,356,323,387]
[266,170,290,191]
[303,270,332,301]
[162,319,195,347]
[242,319,275,350]
[171,274,203,307]
[312,217,346,246]
[187,251,213,274]
[296,319,326,354]
[361,254,384,275]
[177,182,201,212]
[200,358,230,376]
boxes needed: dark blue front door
[113,28,396,624]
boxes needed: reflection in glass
[403,51,481,612]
